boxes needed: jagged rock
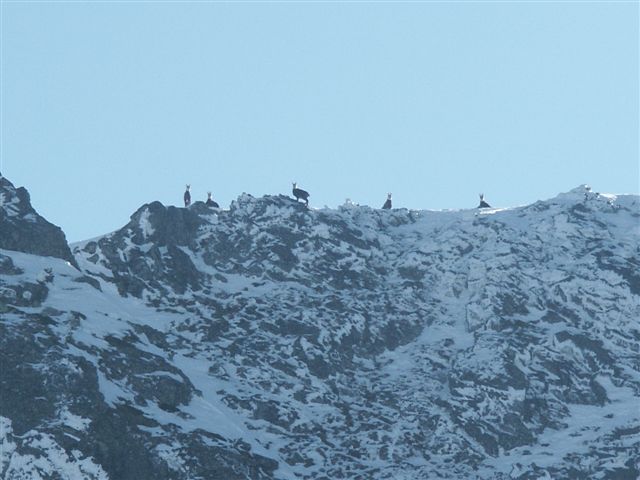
[0,254,22,275]
[0,174,77,267]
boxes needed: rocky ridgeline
[1,178,639,479]
[0,174,77,267]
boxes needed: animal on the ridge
[478,193,491,209]
[206,192,219,208]
[382,193,392,209]
[292,182,310,206]
[184,185,191,207]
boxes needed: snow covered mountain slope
[1,174,639,479]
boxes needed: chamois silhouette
[292,182,310,206]
[184,185,191,207]
[382,193,392,209]
[478,193,491,209]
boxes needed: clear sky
[1,1,638,242]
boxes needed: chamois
[205,192,219,208]
[184,185,191,207]
[478,193,491,209]
[382,193,392,209]
[292,182,310,206]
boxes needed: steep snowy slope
[1,174,638,479]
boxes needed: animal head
[207,191,212,199]
[186,184,191,191]
[479,193,484,201]
[387,193,392,200]
[292,182,297,189]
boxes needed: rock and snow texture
[1,177,639,479]
[0,175,77,267]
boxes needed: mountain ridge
[1,175,639,479]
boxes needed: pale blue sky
[1,1,638,242]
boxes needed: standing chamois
[184,185,191,207]
[292,182,310,206]
[382,193,392,209]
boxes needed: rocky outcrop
[0,174,77,267]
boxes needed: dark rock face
[0,175,77,267]
[128,201,205,247]
[77,201,205,298]
[1,181,639,479]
